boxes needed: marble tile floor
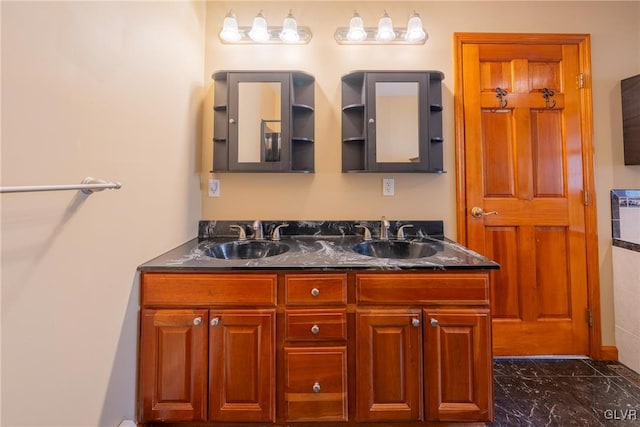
[489,358,640,426]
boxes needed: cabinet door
[208,310,275,422]
[424,309,493,421]
[138,309,208,422]
[356,309,423,422]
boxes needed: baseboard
[600,346,619,361]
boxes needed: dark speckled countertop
[138,220,500,271]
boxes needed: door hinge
[586,308,593,327]
[582,189,590,206]
[578,73,585,89]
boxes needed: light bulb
[376,11,395,42]
[405,12,426,42]
[248,11,270,42]
[279,11,300,43]
[219,11,241,43]
[346,11,367,42]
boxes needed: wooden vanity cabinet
[355,273,493,423]
[138,270,493,425]
[138,273,277,424]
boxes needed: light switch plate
[208,178,220,197]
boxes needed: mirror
[238,82,281,163]
[375,82,420,163]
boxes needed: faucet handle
[356,224,372,241]
[271,223,289,241]
[229,225,247,241]
[396,224,414,240]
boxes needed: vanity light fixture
[219,10,312,44]
[334,10,427,45]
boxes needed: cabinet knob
[411,318,420,328]
[193,317,202,326]
[229,118,236,124]
[312,382,321,393]
[211,317,220,327]
[430,318,439,327]
[310,287,320,297]
[311,325,320,335]
[368,118,375,124]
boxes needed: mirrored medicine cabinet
[212,71,315,172]
[341,71,445,173]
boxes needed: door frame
[453,33,603,359]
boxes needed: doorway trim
[453,32,603,359]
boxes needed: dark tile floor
[490,358,640,426]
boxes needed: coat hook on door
[495,87,508,109]
[542,88,556,109]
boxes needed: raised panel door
[208,310,275,423]
[138,309,208,422]
[424,309,492,421]
[356,309,422,422]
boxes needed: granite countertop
[138,220,500,272]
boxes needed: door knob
[471,207,498,218]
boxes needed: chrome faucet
[271,223,289,241]
[252,220,264,240]
[396,224,414,241]
[379,216,390,240]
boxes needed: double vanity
[137,220,499,426]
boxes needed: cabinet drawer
[285,309,347,341]
[284,347,348,422]
[285,274,347,305]
[356,273,489,305]
[142,273,277,307]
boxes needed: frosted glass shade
[346,12,367,41]
[405,13,426,42]
[248,12,270,42]
[279,12,300,42]
[219,14,241,42]
[376,12,395,42]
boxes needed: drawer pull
[310,287,320,297]
[211,317,220,327]
[193,317,202,326]
[430,318,439,327]
[312,382,321,393]
[311,325,320,335]
[411,318,420,328]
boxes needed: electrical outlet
[382,178,395,196]
[208,178,220,197]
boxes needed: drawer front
[285,309,347,341]
[356,273,490,305]
[142,273,277,307]
[285,274,347,305]
[284,347,348,422]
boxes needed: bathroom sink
[206,240,290,260]
[352,240,437,259]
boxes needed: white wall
[202,1,640,352]
[1,2,204,426]
[613,246,640,373]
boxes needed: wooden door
[356,309,422,422]
[455,33,599,356]
[424,309,492,421]
[138,309,208,422]
[208,310,275,422]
